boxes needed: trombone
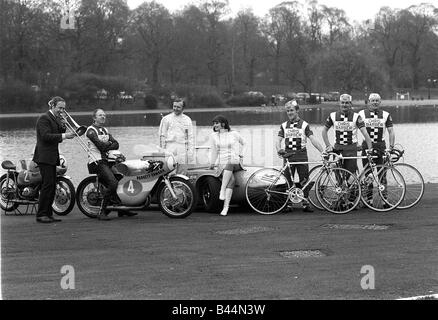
[60,110,99,163]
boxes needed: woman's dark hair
[47,96,65,108]
[212,115,231,131]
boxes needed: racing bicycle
[245,152,362,215]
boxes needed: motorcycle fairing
[116,175,159,206]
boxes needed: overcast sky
[127,0,429,22]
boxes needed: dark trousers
[97,161,118,202]
[284,161,310,198]
[361,142,387,194]
[37,163,56,217]
[333,148,358,174]
[361,142,385,168]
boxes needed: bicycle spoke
[394,163,424,209]
[360,165,405,212]
[246,169,289,215]
[316,168,360,214]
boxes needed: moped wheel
[157,177,196,218]
[0,173,19,212]
[76,176,105,218]
[245,168,290,215]
[52,176,76,216]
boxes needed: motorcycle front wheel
[76,176,105,218]
[157,176,196,218]
[52,176,76,215]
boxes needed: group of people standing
[276,93,395,212]
[32,92,395,223]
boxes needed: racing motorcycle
[0,155,76,215]
[75,150,197,219]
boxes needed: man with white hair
[276,99,325,212]
[322,93,373,174]
[359,93,396,204]
[359,93,395,162]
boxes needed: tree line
[0,0,437,112]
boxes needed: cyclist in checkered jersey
[276,100,325,212]
[322,93,373,174]
[358,93,395,168]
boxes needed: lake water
[1,121,437,185]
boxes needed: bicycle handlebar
[280,147,404,164]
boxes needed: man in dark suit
[33,96,75,223]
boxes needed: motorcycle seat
[1,160,16,170]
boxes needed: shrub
[0,80,40,113]
[60,73,135,104]
[226,94,267,106]
[144,94,158,109]
[62,73,100,103]
[170,84,225,108]
[192,92,224,108]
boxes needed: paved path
[1,184,437,300]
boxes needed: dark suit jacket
[33,111,66,166]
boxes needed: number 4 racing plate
[123,180,142,196]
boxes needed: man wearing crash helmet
[276,99,325,212]
[322,94,373,174]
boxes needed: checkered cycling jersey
[358,109,393,143]
[325,111,364,145]
[278,119,312,151]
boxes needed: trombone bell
[76,125,87,136]
[61,111,86,136]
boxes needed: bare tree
[130,1,173,88]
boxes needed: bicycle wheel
[394,163,424,210]
[245,168,290,215]
[307,165,324,210]
[315,167,361,214]
[360,165,406,212]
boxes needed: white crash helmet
[56,154,67,174]
[107,150,126,163]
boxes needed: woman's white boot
[220,188,233,216]
[219,185,226,200]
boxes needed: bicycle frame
[263,156,339,204]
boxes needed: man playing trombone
[33,96,75,223]
[85,108,137,220]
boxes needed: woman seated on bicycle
[208,115,245,216]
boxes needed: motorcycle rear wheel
[157,176,196,218]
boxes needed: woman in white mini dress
[208,115,245,216]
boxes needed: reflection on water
[1,123,437,184]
